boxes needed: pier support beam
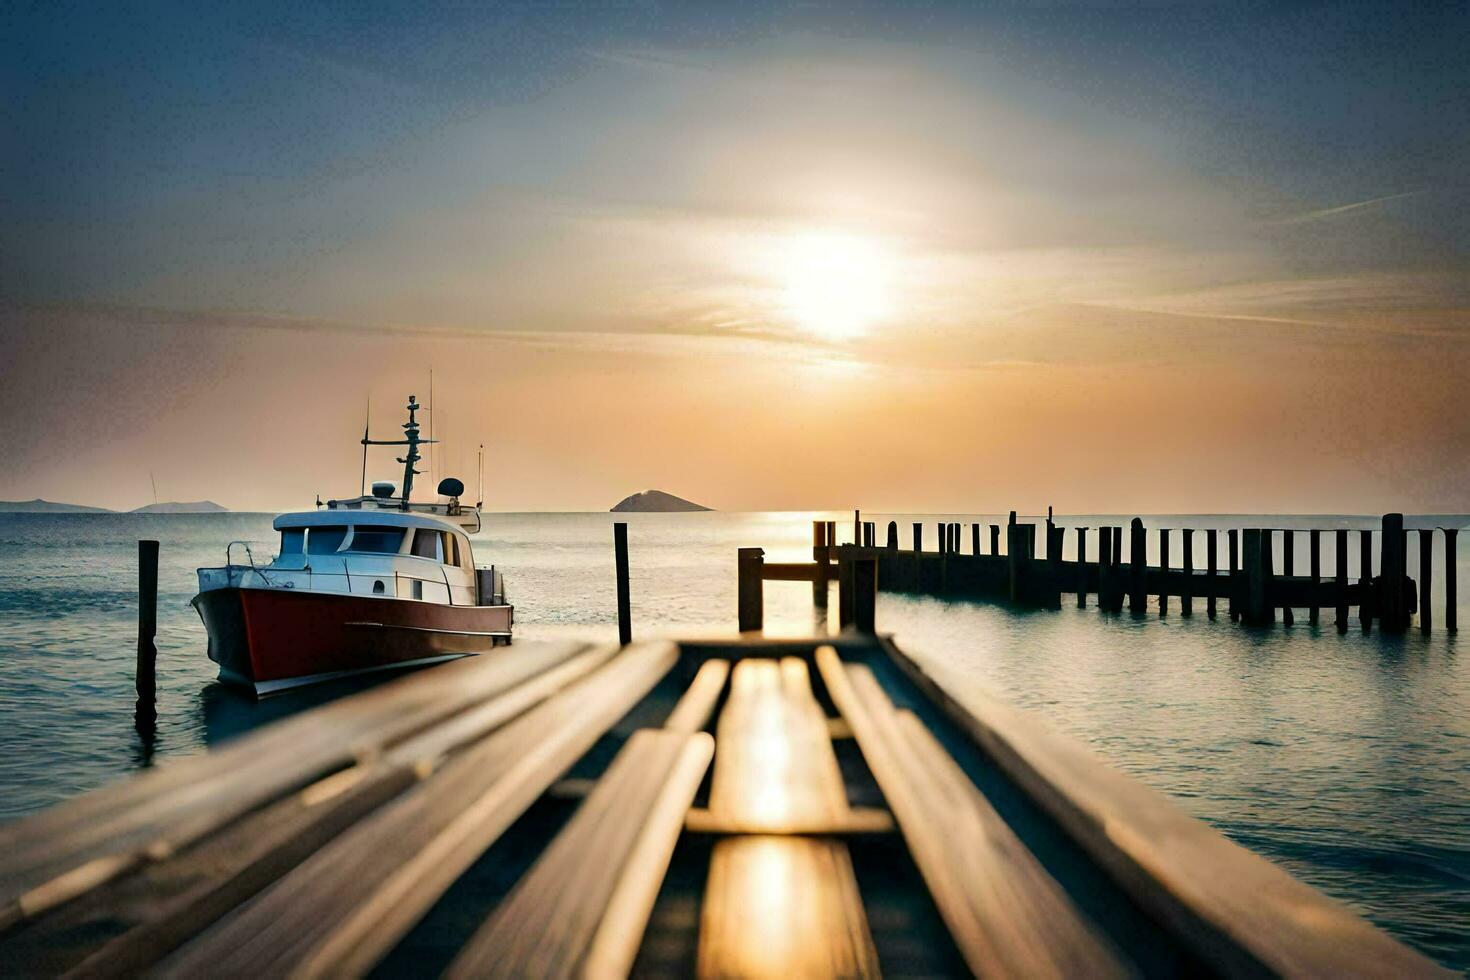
[1128,518,1146,614]
[614,523,632,645]
[1309,529,1321,626]
[1282,531,1294,626]
[738,547,764,633]
[850,556,878,634]
[1379,514,1408,632]
[1228,529,1240,621]
[812,522,829,608]
[990,524,1000,555]
[913,522,923,553]
[1159,529,1171,616]
[1206,529,1218,620]
[1445,528,1459,632]
[886,521,898,550]
[1418,528,1433,633]
[972,523,980,555]
[1242,529,1267,625]
[1360,529,1375,632]
[136,539,158,737]
[1335,529,1349,632]
[1182,529,1194,617]
[1076,527,1089,608]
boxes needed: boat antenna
[360,394,438,510]
[360,395,370,497]
[150,471,158,506]
[477,443,484,510]
[428,368,435,492]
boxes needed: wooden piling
[1418,528,1433,633]
[852,557,878,634]
[1360,529,1375,631]
[1159,529,1170,616]
[1445,528,1459,632]
[136,539,159,735]
[614,523,633,645]
[1379,514,1407,632]
[937,522,947,556]
[952,523,961,553]
[1128,518,1146,614]
[1242,529,1265,625]
[1006,523,1020,603]
[886,521,898,550]
[1309,529,1321,626]
[990,524,1000,554]
[1228,529,1240,621]
[1281,531,1294,626]
[1181,529,1194,617]
[971,523,980,555]
[1206,529,1218,620]
[854,510,861,547]
[1098,526,1112,613]
[913,522,923,553]
[812,521,829,608]
[1335,529,1349,632]
[826,521,837,549]
[1112,526,1122,569]
[1076,527,1088,608]
[737,548,764,633]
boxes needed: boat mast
[361,395,438,509]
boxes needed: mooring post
[1097,526,1112,611]
[971,523,980,555]
[1228,528,1240,621]
[886,520,898,550]
[812,521,829,608]
[1128,518,1146,613]
[1263,529,1276,623]
[1206,528,1218,619]
[937,522,947,556]
[1007,522,1021,603]
[135,539,159,735]
[913,522,923,552]
[826,521,836,549]
[1444,528,1459,632]
[868,521,877,547]
[1358,528,1370,628]
[989,524,1000,554]
[1076,526,1089,608]
[1282,530,1294,626]
[952,522,961,552]
[1242,529,1266,625]
[853,510,861,546]
[1181,529,1194,617]
[737,547,764,633]
[1418,528,1433,633]
[614,523,632,645]
[1380,514,1408,632]
[852,556,878,634]
[1158,529,1170,616]
[838,548,856,627]
[1335,528,1349,632]
[1309,529,1321,625]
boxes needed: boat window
[442,532,458,567]
[279,528,305,555]
[306,526,349,555]
[346,527,405,554]
[411,528,441,561]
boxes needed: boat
[192,395,513,696]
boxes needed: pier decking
[0,637,1447,977]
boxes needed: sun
[781,231,893,340]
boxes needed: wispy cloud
[1269,190,1426,226]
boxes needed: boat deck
[0,636,1449,977]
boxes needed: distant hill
[131,501,229,514]
[610,490,711,513]
[0,498,112,513]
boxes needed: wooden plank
[877,638,1451,978]
[0,641,589,928]
[664,659,730,734]
[446,729,713,979]
[815,648,1125,978]
[706,659,849,831]
[7,647,619,976]
[683,807,895,837]
[158,642,678,978]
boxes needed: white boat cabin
[198,509,487,606]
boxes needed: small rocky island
[610,490,711,513]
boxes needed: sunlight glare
[781,231,893,340]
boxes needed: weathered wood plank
[697,836,879,980]
[706,659,849,832]
[877,638,1451,978]
[815,647,1126,978]
[8,646,619,977]
[664,659,730,734]
[0,641,590,929]
[683,807,895,837]
[158,642,678,978]
[446,729,713,979]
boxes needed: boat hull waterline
[194,587,513,696]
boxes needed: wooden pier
[0,636,1447,977]
[741,513,1459,634]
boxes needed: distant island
[132,501,229,514]
[0,498,112,513]
[610,490,711,513]
[0,498,229,513]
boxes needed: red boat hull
[192,587,513,695]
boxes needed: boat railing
[201,563,477,605]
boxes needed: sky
[3,1,1468,512]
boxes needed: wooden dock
[0,637,1448,977]
[740,513,1458,634]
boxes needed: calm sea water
[0,511,1466,968]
